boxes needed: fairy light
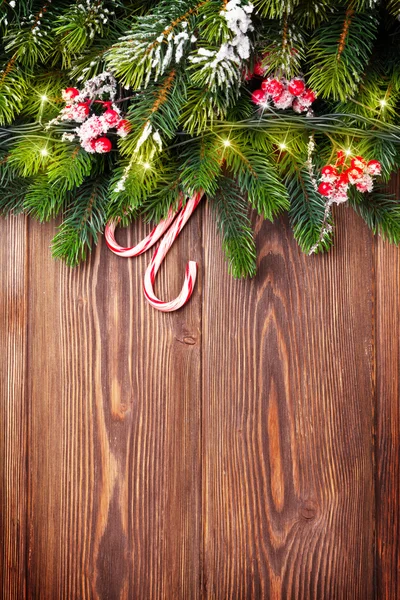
[40,148,49,156]
[379,98,387,108]
[40,95,48,102]
[345,148,352,156]
[278,142,287,150]
[143,162,151,170]
[223,139,231,147]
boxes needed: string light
[40,148,49,156]
[379,98,387,108]
[278,142,287,150]
[223,139,231,147]
[142,162,151,170]
[40,95,48,102]
[345,148,352,156]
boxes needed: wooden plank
[25,213,202,599]
[0,215,28,600]
[202,205,375,599]
[375,173,400,599]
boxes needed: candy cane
[143,191,203,312]
[105,202,181,257]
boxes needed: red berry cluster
[251,77,316,113]
[318,151,382,204]
[60,87,131,154]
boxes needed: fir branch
[179,136,221,195]
[307,10,378,101]
[52,176,109,266]
[209,175,257,278]
[47,145,93,192]
[24,175,66,221]
[287,167,333,253]
[105,0,203,88]
[223,142,290,219]
[348,186,400,244]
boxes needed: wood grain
[375,172,400,599]
[1,197,399,599]
[0,215,28,600]
[202,205,375,599]
[21,211,202,599]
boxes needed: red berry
[94,137,112,153]
[351,155,366,170]
[251,89,267,105]
[292,98,306,113]
[321,165,338,177]
[63,87,80,101]
[367,159,381,176]
[346,166,364,183]
[117,119,131,133]
[288,78,305,96]
[262,78,284,97]
[318,182,334,197]
[337,172,349,187]
[77,102,90,116]
[253,62,265,76]
[102,109,120,127]
[300,89,316,107]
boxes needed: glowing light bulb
[278,142,287,150]
[143,162,151,170]
[40,148,48,156]
[40,95,48,102]
[345,148,352,156]
[379,98,387,107]
[223,139,231,147]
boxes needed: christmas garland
[1,0,400,309]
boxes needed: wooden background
[1,179,399,599]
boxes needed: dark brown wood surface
[1,197,399,599]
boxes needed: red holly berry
[288,78,306,96]
[77,102,90,117]
[337,172,349,187]
[102,109,120,127]
[300,89,316,107]
[262,78,284,97]
[251,89,267,105]
[292,98,306,113]
[318,182,334,197]
[350,155,366,170]
[63,87,80,101]
[321,165,338,178]
[253,62,265,76]
[94,137,112,153]
[117,119,131,135]
[346,166,364,183]
[367,159,382,176]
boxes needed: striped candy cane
[143,191,203,312]
[105,202,181,257]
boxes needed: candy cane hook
[143,191,203,312]
[105,202,181,257]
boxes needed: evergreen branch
[47,145,93,192]
[307,10,378,101]
[287,167,333,253]
[348,186,400,244]
[209,175,257,278]
[24,175,66,221]
[52,176,109,266]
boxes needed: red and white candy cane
[143,191,203,312]
[105,191,203,311]
[104,202,181,257]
